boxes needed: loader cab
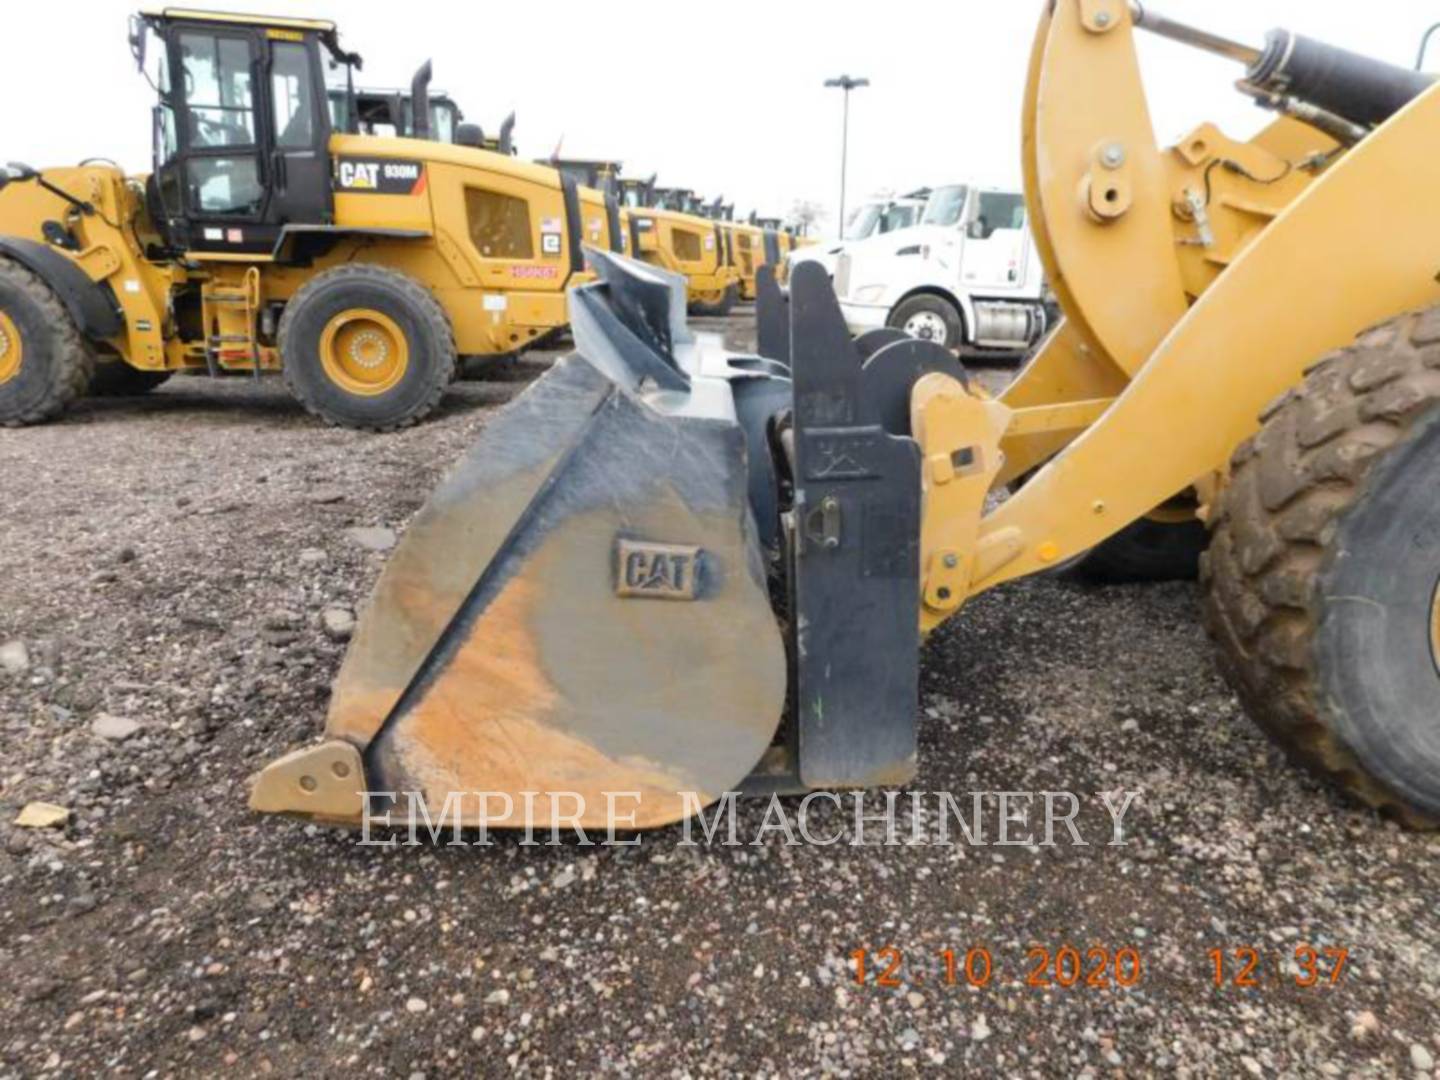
[134,9,344,255]
[328,89,462,143]
[616,177,657,209]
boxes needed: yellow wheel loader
[0,10,617,431]
[694,198,774,305]
[255,0,1440,831]
[614,180,743,317]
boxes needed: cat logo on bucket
[615,539,703,601]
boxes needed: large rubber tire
[690,283,739,318]
[279,264,455,432]
[1203,307,1440,826]
[888,294,963,351]
[0,259,94,426]
[1075,516,1208,583]
[88,362,173,397]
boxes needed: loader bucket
[252,256,938,832]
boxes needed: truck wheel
[1075,506,1207,583]
[889,295,963,350]
[1202,307,1440,826]
[89,362,173,397]
[279,264,456,432]
[0,259,94,426]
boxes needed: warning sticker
[512,265,560,279]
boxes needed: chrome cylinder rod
[1127,2,1264,67]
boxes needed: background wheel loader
[254,0,1440,832]
[692,198,774,305]
[613,178,743,317]
[0,10,617,431]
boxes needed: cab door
[264,32,332,230]
[958,191,1030,293]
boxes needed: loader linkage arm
[953,0,1440,604]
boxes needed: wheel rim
[903,311,948,345]
[318,309,409,396]
[0,311,23,385]
[1430,575,1440,675]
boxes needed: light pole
[1419,22,1440,70]
[824,74,869,240]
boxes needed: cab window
[921,185,969,228]
[180,33,256,147]
[270,42,315,149]
[179,31,262,216]
[431,102,459,144]
[466,188,534,259]
[973,192,1026,239]
[671,228,702,262]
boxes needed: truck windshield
[922,185,969,227]
[883,204,918,232]
[843,203,882,241]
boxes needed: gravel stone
[0,639,31,674]
[90,713,141,741]
[346,525,397,552]
[321,608,356,642]
[15,803,70,829]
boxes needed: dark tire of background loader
[88,361,173,397]
[690,283,739,318]
[0,259,94,427]
[279,264,455,432]
[1202,307,1440,828]
[1073,515,1208,583]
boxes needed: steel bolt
[1094,10,1112,27]
[1102,143,1126,169]
[943,554,959,569]
[937,587,953,601]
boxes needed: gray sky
[6,1,1438,233]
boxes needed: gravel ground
[1,313,1437,1078]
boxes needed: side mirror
[455,123,485,149]
[966,220,988,241]
[128,15,147,72]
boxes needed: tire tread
[0,259,95,426]
[1202,307,1440,827]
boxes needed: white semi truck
[833,183,1049,356]
[785,191,928,281]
